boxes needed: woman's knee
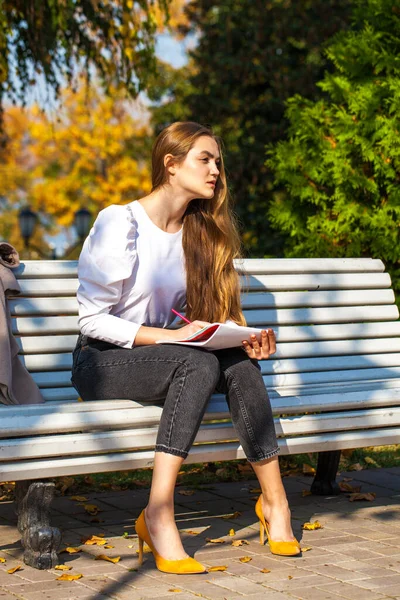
[185,349,220,389]
[224,352,261,381]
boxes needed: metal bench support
[311,450,341,495]
[15,481,61,569]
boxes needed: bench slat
[9,289,396,317]
[264,366,400,387]
[14,272,392,298]
[20,348,400,374]
[5,382,400,419]
[16,322,400,355]
[2,404,400,462]
[16,279,79,296]
[37,377,400,404]
[234,258,385,274]
[13,258,385,280]
[243,273,391,291]
[2,427,400,481]
[245,305,399,326]
[9,298,79,316]
[2,391,400,438]
[241,289,395,309]
[11,305,400,336]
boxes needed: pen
[171,308,191,324]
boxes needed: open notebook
[156,322,265,351]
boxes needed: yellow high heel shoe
[255,495,301,556]
[135,509,207,574]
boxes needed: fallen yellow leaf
[301,547,312,552]
[69,496,88,502]
[168,589,182,593]
[177,490,195,496]
[348,463,363,471]
[302,521,323,531]
[206,538,225,544]
[249,487,262,493]
[339,482,361,493]
[303,464,316,475]
[54,565,72,571]
[222,511,242,520]
[228,529,235,537]
[301,490,312,497]
[364,456,380,467]
[95,555,121,564]
[231,540,249,547]
[208,565,227,572]
[7,566,22,574]
[57,476,75,494]
[82,504,101,515]
[288,575,293,579]
[104,545,114,549]
[260,568,271,573]
[82,535,107,546]
[349,492,376,502]
[239,556,252,563]
[184,530,200,535]
[0,557,6,563]
[56,573,83,581]
[60,547,82,554]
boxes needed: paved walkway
[1,467,400,600]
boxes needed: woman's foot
[144,504,188,561]
[260,495,296,542]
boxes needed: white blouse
[77,201,186,348]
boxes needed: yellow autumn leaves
[0,85,152,254]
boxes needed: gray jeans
[71,335,279,463]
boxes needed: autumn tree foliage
[0,0,172,120]
[0,84,152,255]
[267,0,400,289]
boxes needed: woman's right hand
[172,321,211,341]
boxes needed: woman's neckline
[134,200,183,236]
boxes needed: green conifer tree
[268,0,400,288]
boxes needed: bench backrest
[9,258,400,415]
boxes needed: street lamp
[18,207,37,250]
[74,208,91,242]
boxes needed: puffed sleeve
[77,204,139,348]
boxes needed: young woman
[71,121,300,575]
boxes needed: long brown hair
[151,121,246,325]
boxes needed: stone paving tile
[306,563,369,582]
[317,581,390,600]
[0,591,27,600]
[373,585,400,599]
[348,572,400,590]
[289,588,350,600]
[267,573,338,592]
[21,587,108,600]
[204,575,265,595]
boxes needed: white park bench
[2,257,400,569]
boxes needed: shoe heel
[138,536,144,565]
[259,520,265,545]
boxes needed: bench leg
[310,450,341,496]
[15,481,62,569]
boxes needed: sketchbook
[156,322,265,351]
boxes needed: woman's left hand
[242,329,276,360]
